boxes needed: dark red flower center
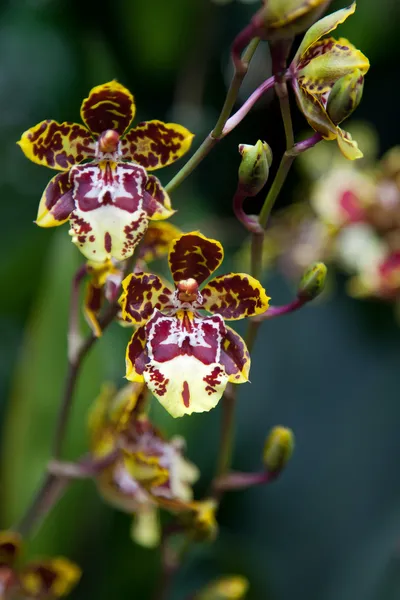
[177,278,199,302]
[98,129,120,153]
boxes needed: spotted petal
[18,120,95,170]
[36,171,75,227]
[142,310,228,418]
[169,232,224,287]
[84,259,122,336]
[221,325,250,383]
[126,325,148,382]
[69,161,149,261]
[294,2,356,63]
[298,37,369,92]
[20,558,81,598]
[293,80,337,139]
[139,222,182,264]
[119,272,173,325]
[143,175,175,222]
[202,273,270,320]
[80,81,135,136]
[121,120,194,171]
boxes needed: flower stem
[16,254,136,538]
[16,473,69,537]
[165,39,260,194]
[254,298,306,321]
[215,385,236,482]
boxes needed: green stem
[213,37,260,139]
[258,151,294,229]
[165,38,260,194]
[277,88,294,150]
[165,135,217,194]
[215,386,236,481]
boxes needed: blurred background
[1,0,400,598]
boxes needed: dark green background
[1,0,399,598]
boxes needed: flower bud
[297,262,327,301]
[258,0,331,41]
[326,69,364,125]
[196,576,249,600]
[238,140,272,197]
[263,426,294,473]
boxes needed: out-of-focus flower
[120,232,270,417]
[88,383,200,547]
[0,531,21,600]
[0,531,80,600]
[336,224,400,300]
[19,558,81,598]
[84,221,182,337]
[194,575,249,600]
[289,3,369,159]
[310,166,376,228]
[18,81,193,262]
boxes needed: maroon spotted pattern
[81,86,134,136]
[203,366,224,395]
[203,274,264,319]
[70,163,146,213]
[41,171,75,222]
[169,234,223,287]
[220,328,249,380]
[122,274,172,323]
[127,325,149,376]
[145,174,169,207]
[28,121,94,169]
[86,283,103,315]
[297,38,337,71]
[121,121,185,169]
[147,364,168,397]
[145,311,225,365]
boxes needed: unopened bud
[263,426,294,473]
[238,140,272,196]
[297,262,327,301]
[326,70,364,125]
[196,576,249,600]
[258,0,331,41]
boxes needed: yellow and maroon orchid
[18,81,193,262]
[84,221,182,337]
[289,3,369,159]
[89,382,199,547]
[119,232,270,418]
[0,531,80,600]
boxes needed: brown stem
[16,473,69,537]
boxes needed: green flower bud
[326,69,364,125]
[238,140,272,196]
[196,576,249,600]
[263,426,294,473]
[258,0,331,41]
[297,262,327,300]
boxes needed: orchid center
[98,129,121,156]
[177,278,200,303]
